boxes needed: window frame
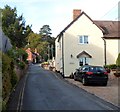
[79,35,88,44]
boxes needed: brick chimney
[73,9,81,20]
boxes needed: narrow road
[21,64,119,110]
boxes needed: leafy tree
[39,25,55,59]
[2,5,32,48]
[26,32,48,60]
[39,25,52,37]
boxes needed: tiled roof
[77,51,92,58]
[57,11,120,41]
[94,21,120,38]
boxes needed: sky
[0,0,119,37]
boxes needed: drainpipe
[61,33,64,78]
[102,37,107,65]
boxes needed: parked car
[73,65,108,86]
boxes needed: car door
[79,66,86,80]
[81,66,89,78]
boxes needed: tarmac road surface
[20,64,119,110]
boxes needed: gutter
[102,37,107,65]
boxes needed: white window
[79,35,88,44]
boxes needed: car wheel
[74,75,77,81]
[82,77,87,85]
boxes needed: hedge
[1,51,18,111]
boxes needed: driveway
[21,64,119,110]
[65,74,119,107]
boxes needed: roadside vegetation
[104,53,120,77]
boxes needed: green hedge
[2,52,12,99]
[1,51,18,111]
[17,61,26,70]
[104,64,117,69]
[7,48,28,64]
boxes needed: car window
[79,67,82,70]
[90,67,105,72]
[82,67,89,71]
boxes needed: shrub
[116,53,120,67]
[7,48,28,63]
[104,64,117,69]
[2,52,12,99]
[17,61,25,69]
[2,52,18,99]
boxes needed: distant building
[26,48,40,63]
[26,48,33,63]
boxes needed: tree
[2,5,32,48]
[39,25,52,37]
[26,32,48,61]
[39,25,55,59]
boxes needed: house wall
[63,14,104,77]
[106,39,120,64]
[55,37,63,72]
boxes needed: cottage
[55,9,120,77]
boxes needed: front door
[79,57,89,66]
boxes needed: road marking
[16,73,28,112]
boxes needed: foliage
[1,51,18,111]
[26,32,49,61]
[39,25,52,37]
[10,61,18,87]
[7,47,28,64]
[2,100,7,111]
[17,61,25,70]
[39,25,55,60]
[2,52,12,99]
[2,5,32,48]
[116,53,120,66]
[42,62,49,65]
[104,64,117,69]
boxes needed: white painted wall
[106,39,119,64]
[55,37,63,72]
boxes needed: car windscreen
[89,67,106,72]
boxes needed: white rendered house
[55,10,120,77]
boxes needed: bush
[2,52,18,99]
[7,48,28,64]
[104,64,117,69]
[116,53,120,66]
[17,61,25,69]
[2,52,12,99]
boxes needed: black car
[73,65,108,86]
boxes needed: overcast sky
[0,0,119,37]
